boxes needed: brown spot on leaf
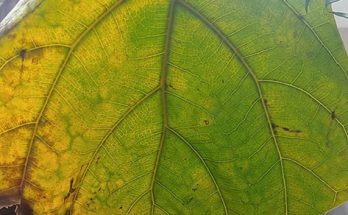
[19,49,27,61]
[271,122,279,135]
[279,125,302,134]
[203,119,209,126]
[331,111,336,120]
[0,198,34,215]
[64,193,70,202]
[271,123,278,129]
[0,189,20,208]
[31,57,39,65]
[64,178,76,202]
[0,205,16,215]
[69,178,76,193]
[39,118,47,125]
[291,129,302,133]
[282,127,290,131]
[18,200,33,215]
[297,14,304,20]
[168,84,176,89]
[7,34,16,40]
[263,99,268,106]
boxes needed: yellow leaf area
[0,0,348,214]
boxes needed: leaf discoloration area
[0,0,348,214]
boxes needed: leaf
[325,0,343,6]
[0,0,348,214]
[331,11,348,19]
[325,0,348,20]
[305,0,310,13]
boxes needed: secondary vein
[177,0,288,213]
[18,0,127,204]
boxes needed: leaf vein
[168,127,229,214]
[282,0,348,80]
[70,86,160,210]
[18,0,128,203]
[149,0,176,214]
[177,0,288,213]
[259,79,348,141]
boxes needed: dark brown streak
[19,49,26,76]
[64,178,76,202]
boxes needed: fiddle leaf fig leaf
[326,0,342,6]
[0,0,348,214]
[305,0,310,13]
[330,11,348,19]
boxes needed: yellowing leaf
[0,0,348,214]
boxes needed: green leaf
[0,0,348,214]
[326,0,342,6]
[305,0,310,13]
[331,11,348,19]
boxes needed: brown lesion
[63,178,76,202]
[168,83,176,90]
[0,161,24,191]
[29,49,43,66]
[24,176,45,193]
[271,122,278,129]
[0,188,33,215]
[19,49,27,75]
[64,165,86,204]
[64,209,71,215]
[95,156,100,165]
[271,122,302,134]
[271,122,278,135]
[0,188,20,209]
[263,98,269,107]
[0,204,16,214]
[290,129,302,133]
[331,111,336,120]
[7,33,16,40]
[31,57,39,65]
[280,126,302,133]
[19,49,27,61]
[0,152,44,214]
[282,127,290,131]
[18,46,44,74]
[17,200,33,215]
